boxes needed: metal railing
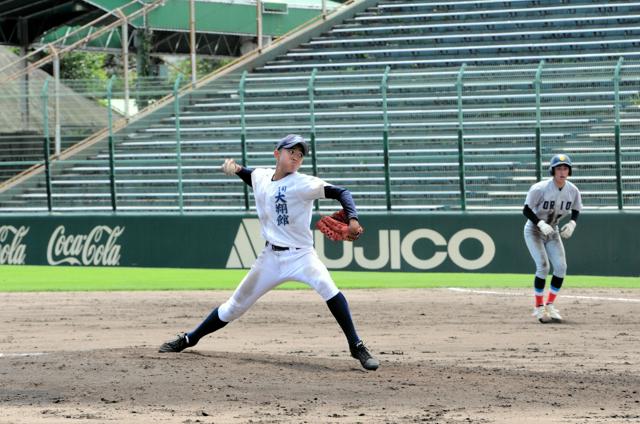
[1,59,639,213]
[0,0,165,84]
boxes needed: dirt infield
[1,288,639,423]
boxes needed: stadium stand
[265,0,640,71]
[1,0,639,212]
[0,46,111,185]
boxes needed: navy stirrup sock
[550,275,564,292]
[326,292,360,347]
[187,307,228,346]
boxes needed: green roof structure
[30,0,343,56]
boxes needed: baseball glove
[316,209,361,241]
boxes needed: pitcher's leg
[217,249,284,322]
[159,249,283,352]
[326,292,359,347]
[289,249,379,370]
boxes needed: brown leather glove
[315,210,363,242]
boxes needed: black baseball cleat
[350,341,379,371]
[159,333,190,353]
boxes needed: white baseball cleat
[546,303,563,322]
[532,306,551,323]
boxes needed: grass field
[1,265,638,291]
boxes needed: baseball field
[1,266,639,423]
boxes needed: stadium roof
[0,0,344,55]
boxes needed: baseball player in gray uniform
[159,134,379,371]
[523,154,582,323]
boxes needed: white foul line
[0,352,47,358]
[448,287,640,303]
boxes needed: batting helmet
[549,154,572,176]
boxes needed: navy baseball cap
[276,134,309,156]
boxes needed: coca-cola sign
[47,225,124,266]
[0,225,29,265]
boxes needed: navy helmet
[549,153,572,176]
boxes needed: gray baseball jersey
[524,179,582,228]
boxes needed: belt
[266,242,297,251]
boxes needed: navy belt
[266,242,297,251]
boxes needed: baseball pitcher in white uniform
[523,154,582,323]
[159,134,379,371]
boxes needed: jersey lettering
[253,168,328,248]
[542,200,556,209]
[274,186,289,226]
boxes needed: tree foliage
[168,57,233,81]
[60,52,109,80]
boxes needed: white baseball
[222,158,238,176]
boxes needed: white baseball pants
[217,246,340,322]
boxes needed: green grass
[1,265,639,292]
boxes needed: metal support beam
[174,74,184,212]
[117,10,130,119]
[41,78,53,212]
[456,63,467,211]
[239,71,249,210]
[308,68,318,210]
[613,57,624,210]
[52,46,61,155]
[256,0,263,51]
[534,60,545,182]
[106,75,118,212]
[381,65,392,211]
[190,0,197,86]
[18,18,29,131]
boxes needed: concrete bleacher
[264,0,640,70]
[1,0,639,213]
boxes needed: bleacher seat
[1,0,639,212]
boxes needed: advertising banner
[0,212,638,276]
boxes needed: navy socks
[326,292,360,347]
[186,294,360,349]
[550,275,564,292]
[187,307,228,346]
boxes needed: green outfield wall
[0,213,638,276]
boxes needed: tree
[168,57,233,82]
[60,52,109,80]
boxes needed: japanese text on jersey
[275,186,289,226]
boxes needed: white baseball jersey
[217,168,339,322]
[524,179,583,228]
[251,168,328,248]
